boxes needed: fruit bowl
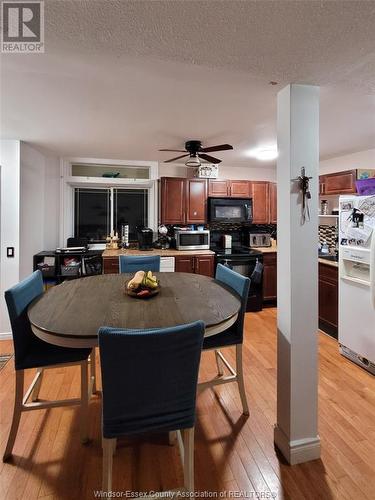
[124,270,160,299]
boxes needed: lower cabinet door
[318,263,338,338]
[103,258,119,274]
[262,253,277,301]
[175,256,195,273]
[194,255,214,277]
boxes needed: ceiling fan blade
[199,153,222,164]
[164,154,189,163]
[200,143,233,153]
[159,149,186,152]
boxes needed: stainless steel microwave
[208,197,252,223]
[175,230,210,250]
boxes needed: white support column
[274,84,320,465]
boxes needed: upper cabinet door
[208,179,229,197]
[160,177,186,224]
[229,180,251,198]
[323,170,357,195]
[250,181,270,224]
[269,182,277,224]
[186,179,207,223]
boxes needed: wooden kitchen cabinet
[320,170,357,195]
[250,181,270,224]
[195,255,215,277]
[319,262,338,338]
[175,254,214,277]
[160,177,207,224]
[269,182,277,224]
[208,179,229,197]
[230,180,251,198]
[185,178,207,223]
[103,257,119,274]
[208,179,250,198]
[160,177,186,224]
[262,252,277,302]
[174,255,194,273]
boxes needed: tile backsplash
[319,225,337,248]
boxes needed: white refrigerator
[339,194,375,374]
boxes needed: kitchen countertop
[318,258,338,268]
[251,245,338,268]
[251,246,277,253]
[102,248,215,258]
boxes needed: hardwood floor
[1,308,374,499]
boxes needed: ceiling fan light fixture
[185,154,201,167]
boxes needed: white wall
[320,148,375,175]
[0,141,60,335]
[20,144,60,279]
[159,163,277,181]
[0,141,21,335]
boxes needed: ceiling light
[246,147,278,161]
[256,149,278,161]
[185,154,201,167]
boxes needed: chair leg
[168,431,177,446]
[214,349,224,376]
[183,427,194,492]
[3,370,24,461]
[31,368,44,401]
[236,344,249,416]
[90,348,97,395]
[80,360,89,444]
[102,437,116,492]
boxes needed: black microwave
[208,197,252,224]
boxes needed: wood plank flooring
[1,308,374,499]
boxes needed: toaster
[249,233,271,248]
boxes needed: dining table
[28,272,241,348]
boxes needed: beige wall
[159,148,375,182]
[319,148,375,175]
[159,162,277,181]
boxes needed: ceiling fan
[159,140,233,166]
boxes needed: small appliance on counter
[249,233,271,248]
[137,227,154,250]
[153,224,170,250]
[120,223,130,248]
[175,229,210,250]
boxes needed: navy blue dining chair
[198,264,251,415]
[98,321,205,493]
[119,255,160,273]
[3,270,95,461]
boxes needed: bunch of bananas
[127,270,159,297]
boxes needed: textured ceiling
[1,0,375,166]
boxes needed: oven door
[216,256,263,312]
[209,198,252,223]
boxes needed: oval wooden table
[28,273,241,348]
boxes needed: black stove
[210,244,264,312]
[211,244,263,258]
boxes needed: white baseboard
[274,425,321,465]
[0,332,12,340]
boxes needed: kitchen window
[60,158,158,247]
[74,188,148,243]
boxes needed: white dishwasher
[160,256,175,272]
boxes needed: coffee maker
[137,227,154,250]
